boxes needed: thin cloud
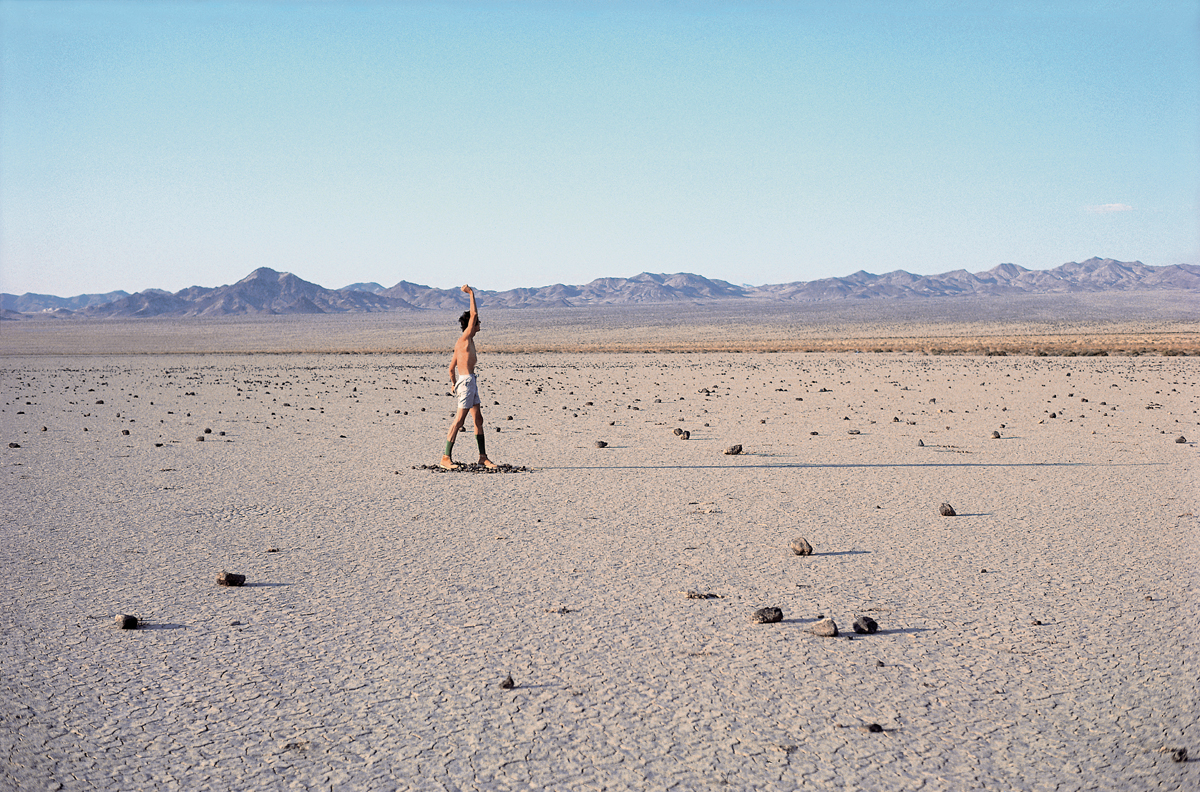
[1086,203,1134,213]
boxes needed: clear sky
[2,0,1197,297]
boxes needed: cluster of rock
[412,462,532,473]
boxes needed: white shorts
[455,373,481,410]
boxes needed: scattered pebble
[114,614,138,630]
[8,442,19,449]
[685,590,721,599]
[673,427,683,436]
[499,674,515,690]
[594,440,608,448]
[917,439,924,446]
[1171,747,1188,762]
[724,444,743,455]
[217,571,246,587]
[852,615,879,634]
[939,502,956,516]
[991,430,1001,438]
[789,537,814,556]
[1176,436,1188,444]
[812,618,838,637]
[750,607,783,624]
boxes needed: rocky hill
[3,258,1196,319]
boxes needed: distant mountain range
[3,257,1197,319]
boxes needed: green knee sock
[475,433,486,456]
[444,440,454,457]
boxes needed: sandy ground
[2,336,1197,789]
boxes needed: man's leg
[471,406,497,468]
[442,408,469,468]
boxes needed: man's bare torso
[454,337,477,377]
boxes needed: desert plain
[2,295,1198,791]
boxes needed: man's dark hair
[459,311,472,331]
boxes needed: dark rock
[680,430,690,440]
[204,428,212,434]
[499,674,515,690]
[866,723,883,733]
[875,660,885,667]
[674,427,683,435]
[196,436,205,442]
[114,614,139,630]
[790,537,814,556]
[217,571,246,587]
[991,430,1001,438]
[1177,436,1188,444]
[121,429,130,435]
[812,618,838,637]
[917,439,924,446]
[724,444,743,455]
[95,400,104,404]
[7,442,19,449]
[853,615,879,634]
[750,607,783,624]
[1171,747,1188,762]
[939,502,956,516]
[810,431,818,436]
[848,429,860,434]
[594,440,608,448]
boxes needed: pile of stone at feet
[413,462,533,473]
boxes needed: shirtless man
[440,285,498,469]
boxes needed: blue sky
[2,0,1197,296]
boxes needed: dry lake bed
[2,302,1197,791]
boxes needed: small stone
[673,427,683,436]
[917,439,924,447]
[852,615,878,634]
[939,502,956,516]
[991,430,1001,438]
[114,614,138,630]
[1176,436,1187,444]
[1031,619,1043,626]
[812,618,838,637]
[204,427,212,434]
[848,429,860,435]
[810,431,819,436]
[724,444,743,455]
[865,723,883,733]
[750,607,783,624]
[7,442,19,449]
[594,440,608,448]
[266,547,280,553]
[789,537,814,556]
[1171,747,1188,762]
[499,674,515,690]
[680,430,690,440]
[875,660,885,667]
[196,436,205,442]
[217,571,246,587]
